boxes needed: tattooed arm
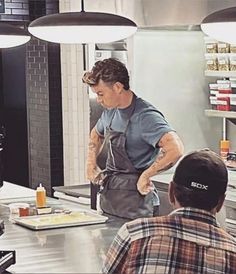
[137,131,184,195]
[86,127,104,183]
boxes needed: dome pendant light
[0,23,31,48]
[28,0,137,44]
[201,7,236,44]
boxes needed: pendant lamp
[28,0,137,44]
[201,7,236,44]
[0,23,31,48]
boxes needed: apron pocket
[107,173,139,191]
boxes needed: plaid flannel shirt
[102,207,236,274]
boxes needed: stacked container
[204,36,236,72]
[208,79,236,111]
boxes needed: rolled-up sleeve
[140,110,174,148]
[95,117,105,137]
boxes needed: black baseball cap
[173,149,228,194]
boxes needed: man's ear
[168,181,175,206]
[113,82,124,93]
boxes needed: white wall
[130,29,225,155]
[59,0,236,184]
[60,1,90,186]
[60,26,236,185]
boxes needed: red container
[216,96,230,111]
[19,207,29,217]
[217,80,232,94]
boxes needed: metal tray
[53,184,90,198]
[12,210,108,230]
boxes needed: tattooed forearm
[155,149,166,162]
[150,156,173,175]
[141,132,184,179]
[158,163,174,173]
[87,128,103,167]
[88,141,98,151]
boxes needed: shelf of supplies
[205,109,236,119]
[205,71,236,77]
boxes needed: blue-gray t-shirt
[95,95,174,171]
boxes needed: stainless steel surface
[0,174,235,273]
[53,184,90,199]
[53,191,90,205]
[151,173,173,216]
[12,210,108,230]
[0,182,35,201]
[0,201,126,273]
[0,183,125,273]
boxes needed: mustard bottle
[36,183,46,208]
[220,140,230,162]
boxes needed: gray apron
[99,95,153,219]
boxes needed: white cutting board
[0,181,35,201]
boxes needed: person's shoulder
[135,96,164,117]
[135,96,154,109]
[124,216,172,239]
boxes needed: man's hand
[137,132,184,194]
[137,174,154,195]
[86,165,98,182]
[87,165,104,185]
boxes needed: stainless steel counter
[1,171,236,273]
[0,183,126,273]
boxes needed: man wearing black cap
[102,149,236,274]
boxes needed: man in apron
[83,58,184,219]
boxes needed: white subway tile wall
[61,43,89,186]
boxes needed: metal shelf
[205,109,236,119]
[205,53,236,58]
[205,71,236,77]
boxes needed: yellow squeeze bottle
[220,140,230,162]
[36,183,46,208]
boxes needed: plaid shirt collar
[169,207,219,227]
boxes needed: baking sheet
[12,210,108,230]
[53,184,90,198]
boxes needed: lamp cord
[81,0,84,12]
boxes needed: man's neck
[117,90,134,109]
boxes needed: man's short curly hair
[82,58,130,90]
